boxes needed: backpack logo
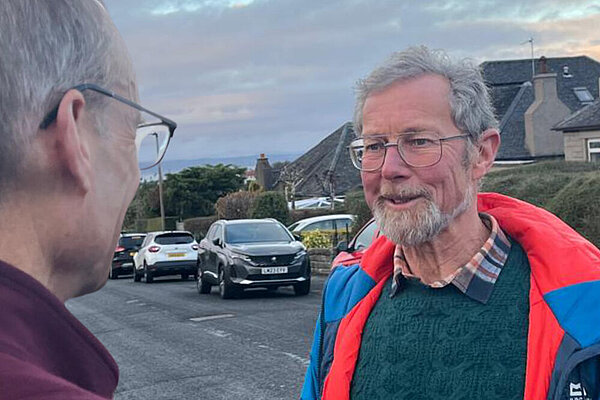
[569,382,590,400]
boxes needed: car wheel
[196,269,211,294]
[181,274,189,281]
[294,279,311,296]
[144,261,154,284]
[218,266,239,299]
[133,270,142,282]
[109,268,118,280]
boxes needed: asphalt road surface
[67,274,325,400]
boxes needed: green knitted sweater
[350,241,530,400]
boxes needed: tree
[164,164,246,219]
[215,191,257,220]
[123,180,160,231]
[279,164,304,209]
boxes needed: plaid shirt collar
[390,213,511,304]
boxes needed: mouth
[383,195,422,205]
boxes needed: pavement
[67,274,326,400]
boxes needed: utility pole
[153,133,166,231]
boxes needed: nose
[380,143,412,181]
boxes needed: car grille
[250,254,295,266]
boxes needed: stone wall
[308,248,336,275]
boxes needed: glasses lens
[136,112,171,170]
[398,133,441,167]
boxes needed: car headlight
[294,250,307,261]
[231,253,255,264]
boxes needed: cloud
[104,0,600,161]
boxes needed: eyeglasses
[39,83,177,170]
[349,132,470,171]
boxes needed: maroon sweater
[0,260,118,399]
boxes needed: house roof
[481,56,600,160]
[554,98,600,132]
[278,122,361,197]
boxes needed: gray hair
[0,0,134,194]
[353,46,498,143]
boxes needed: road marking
[254,342,309,366]
[126,300,139,304]
[189,314,235,322]
[203,328,231,338]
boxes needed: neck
[401,207,490,285]
[0,193,84,302]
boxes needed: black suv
[197,219,310,299]
[110,233,146,279]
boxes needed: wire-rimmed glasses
[349,132,469,171]
[39,83,177,170]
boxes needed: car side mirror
[293,233,302,242]
[212,237,222,247]
[336,240,349,253]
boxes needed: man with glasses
[0,1,175,398]
[301,47,600,400]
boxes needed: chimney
[255,154,274,190]
[524,56,572,157]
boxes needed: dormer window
[573,87,594,104]
[562,66,573,78]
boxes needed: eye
[407,136,436,148]
[364,141,384,152]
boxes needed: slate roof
[481,56,600,160]
[277,122,361,197]
[554,97,600,132]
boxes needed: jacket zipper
[551,343,600,400]
[317,278,328,400]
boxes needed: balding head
[0,0,135,196]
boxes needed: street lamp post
[152,133,166,231]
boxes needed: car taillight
[192,244,199,251]
[149,246,161,253]
[115,246,125,252]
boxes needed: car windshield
[155,233,194,245]
[225,222,292,244]
[119,236,146,248]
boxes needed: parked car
[287,214,355,234]
[197,219,310,299]
[332,218,379,266]
[110,233,146,279]
[133,231,199,283]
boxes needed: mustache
[375,185,433,203]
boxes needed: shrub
[183,215,219,240]
[250,191,289,224]
[481,161,600,248]
[345,190,372,233]
[545,172,600,247]
[215,191,257,220]
[302,229,332,249]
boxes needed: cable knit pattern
[350,240,530,400]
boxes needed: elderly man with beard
[300,46,600,400]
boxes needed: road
[67,274,325,400]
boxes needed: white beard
[373,183,474,247]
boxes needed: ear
[471,129,500,180]
[47,89,92,194]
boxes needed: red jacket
[301,193,600,400]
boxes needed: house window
[573,87,594,104]
[588,139,600,162]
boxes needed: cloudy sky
[104,0,600,162]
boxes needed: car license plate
[168,252,185,258]
[262,267,288,274]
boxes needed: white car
[287,214,355,234]
[133,231,199,283]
